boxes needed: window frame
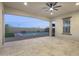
[62,17,72,35]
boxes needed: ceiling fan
[43,2,62,15]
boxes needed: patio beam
[49,20,52,37]
[0,2,4,46]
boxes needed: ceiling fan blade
[46,2,52,7]
[54,5,61,8]
[43,8,49,11]
[42,7,48,9]
[46,3,51,7]
[53,2,58,6]
[54,9,58,11]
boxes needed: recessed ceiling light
[76,2,79,6]
[24,2,27,6]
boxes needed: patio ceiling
[3,2,79,19]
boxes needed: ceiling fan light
[50,12,53,15]
[24,2,27,6]
[50,8,53,11]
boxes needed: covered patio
[0,2,79,55]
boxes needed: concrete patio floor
[0,36,79,56]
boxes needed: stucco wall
[54,11,79,39]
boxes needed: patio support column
[49,20,52,37]
[0,2,4,46]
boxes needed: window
[63,17,71,34]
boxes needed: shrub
[5,32,15,37]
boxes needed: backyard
[5,14,49,42]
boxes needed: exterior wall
[0,2,4,46]
[54,11,79,39]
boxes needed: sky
[4,14,49,28]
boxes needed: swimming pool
[15,32,49,37]
[5,32,49,42]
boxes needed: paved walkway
[0,36,79,56]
